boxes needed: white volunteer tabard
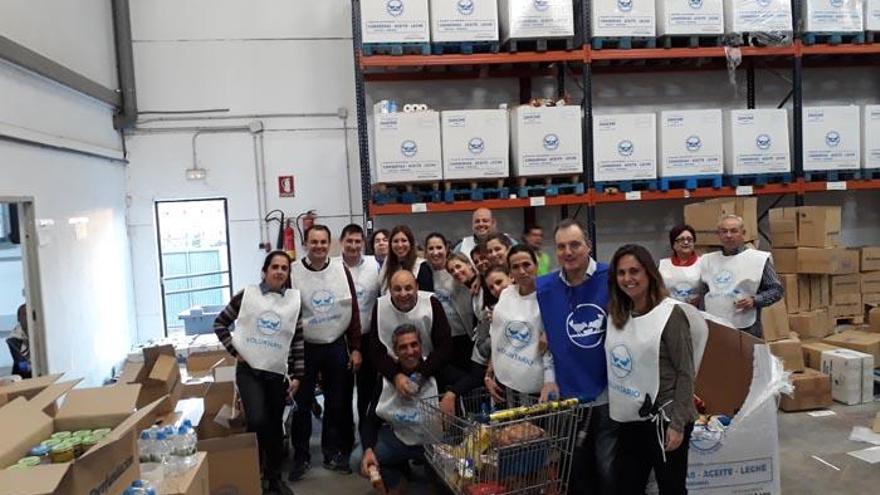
[376,292,435,359]
[342,255,380,333]
[290,258,353,344]
[489,286,548,394]
[658,257,702,304]
[701,249,770,329]
[375,375,439,446]
[432,268,474,338]
[232,285,302,376]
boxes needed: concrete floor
[284,400,880,495]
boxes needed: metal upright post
[792,0,805,206]
[582,1,597,244]
[746,64,756,109]
[350,1,374,230]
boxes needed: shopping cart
[418,388,580,495]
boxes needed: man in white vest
[289,224,362,479]
[359,324,439,493]
[700,214,784,338]
[453,207,517,262]
[369,269,453,399]
[338,223,381,424]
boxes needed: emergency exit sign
[278,175,295,197]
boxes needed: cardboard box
[430,0,499,42]
[781,274,799,313]
[0,374,62,409]
[684,197,758,243]
[802,0,864,33]
[772,248,797,274]
[761,300,792,342]
[441,109,509,180]
[768,337,805,372]
[360,0,430,44]
[198,434,262,495]
[186,351,234,376]
[831,274,861,304]
[803,106,862,172]
[591,0,656,37]
[498,0,574,41]
[862,271,880,294]
[657,0,724,36]
[374,111,443,183]
[865,293,880,305]
[160,451,209,495]
[510,105,582,177]
[789,309,832,339]
[796,247,860,275]
[802,341,841,370]
[779,368,832,412]
[120,346,184,416]
[769,208,798,248]
[831,301,862,318]
[809,275,831,309]
[823,330,880,363]
[863,105,880,168]
[797,206,841,248]
[724,0,793,33]
[0,384,164,495]
[874,411,880,434]
[724,109,791,176]
[658,109,724,178]
[870,306,880,333]
[593,113,657,183]
[820,348,874,405]
[797,275,811,311]
[861,247,880,272]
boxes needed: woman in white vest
[369,228,390,269]
[605,244,708,495]
[212,250,302,495]
[417,232,476,372]
[485,232,513,269]
[658,224,703,307]
[484,245,559,404]
[378,225,425,294]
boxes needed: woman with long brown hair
[605,244,707,495]
[379,225,424,293]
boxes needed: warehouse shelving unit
[351,0,880,242]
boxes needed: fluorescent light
[185,167,207,180]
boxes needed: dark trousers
[292,338,355,463]
[616,421,694,495]
[356,340,378,423]
[451,334,474,373]
[568,404,620,495]
[236,362,286,481]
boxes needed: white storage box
[593,113,657,183]
[724,0,793,34]
[657,0,724,36]
[441,109,510,180]
[862,105,880,169]
[430,0,500,42]
[360,0,431,43]
[509,105,583,177]
[803,106,861,172]
[374,111,443,183]
[498,0,574,41]
[868,0,880,30]
[724,109,791,176]
[802,0,864,33]
[820,348,874,405]
[659,109,724,178]
[591,0,656,37]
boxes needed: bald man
[369,269,453,399]
[453,208,517,263]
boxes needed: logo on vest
[393,408,420,424]
[566,304,607,349]
[712,270,734,289]
[504,321,533,349]
[256,311,282,336]
[355,284,367,305]
[672,283,695,301]
[310,289,336,313]
[609,344,633,378]
[387,0,404,17]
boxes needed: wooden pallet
[442,178,509,202]
[658,175,723,191]
[591,36,657,50]
[803,170,862,182]
[432,41,500,55]
[660,34,723,49]
[594,179,659,193]
[725,172,794,187]
[373,182,442,205]
[505,37,576,53]
[514,175,584,198]
[802,32,866,46]
[362,42,431,56]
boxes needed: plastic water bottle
[138,431,153,464]
[172,425,196,471]
[153,431,171,464]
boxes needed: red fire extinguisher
[283,219,297,260]
[297,210,317,247]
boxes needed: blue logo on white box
[609,344,634,378]
[543,134,560,151]
[468,137,485,154]
[618,0,633,12]
[618,140,634,157]
[825,131,841,148]
[756,134,772,150]
[686,135,702,152]
[387,0,404,17]
[830,0,843,7]
[534,0,550,12]
[457,0,475,15]
[401,140,418,157]
[689,0,703,8]
[756,0,771,7]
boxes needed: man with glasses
[700,214,784,338]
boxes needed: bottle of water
[175,424,197,470]
[138,431,153,464]
[153,431,171,464]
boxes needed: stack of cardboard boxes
[684,196,758,251]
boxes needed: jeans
[292,337,355,463]
[372,426,425,490]
[236,362,286,481]
[568,404,620,495]
[356,339,379,423]
[617,421,694,495]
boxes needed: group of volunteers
[214,206,783,495]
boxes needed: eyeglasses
[674,237,694,245]
[717,228,742,235]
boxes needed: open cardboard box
[687,314,783,494]
[119,345,184,415]
[197,434,261,495]
[181,350,235,400]
[0,374,63,409]
[0,383,166,495]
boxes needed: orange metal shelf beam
[360,49,585,69]
[369,194,589,216]
[802,178,880,192]
[800,43,880,56]
[590,182,801,204]
[587,45,795,62]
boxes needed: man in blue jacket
[537,219,618,495]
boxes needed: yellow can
[50,443,75,464]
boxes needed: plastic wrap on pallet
[430,0,500,42]
[802,106,861,172]
[659,110,724,178]
[441,109,510,180]
[863,105,880,170]
[497,0,574,41]
[723,0,793,44]
[724,109,792,176]
[593,113,658,183]
[360,0,431,44]
[724,46,743,87]
[802,0,864,34]
[591,0,656,38]
[657,0,724,36]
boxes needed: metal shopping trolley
[418,389,580,495]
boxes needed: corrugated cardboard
[695,317,761,416]
[873,412,880,434]
[802,342,841,370]
[820,348,874,405]
[831,274,861,304]
[809,275,831,309]
[0,374,62,409]
[121,346,184,415]
[160,451,209,495]
[865,293,880,306]
[870,307,880,333]
[831,301,862,318]
[769,208,798,247]
[768,337,805,372]
[861,247,880,272]
[796,206,841,248]
[779,368,832,412]
[796,247,860,275]
[54,384,141,431]
[198,434,261,495]
[797,275,811,311]
[761,300,791,342]
[684,197,758,243]
[771,248,797,274]
[789,309,832,339]
[862,271,880,294]
[822,330,880,364]
[781,274,799,313]
[186,351,234,377]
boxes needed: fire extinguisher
[283,219,297,260]
[296,210,317,247]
